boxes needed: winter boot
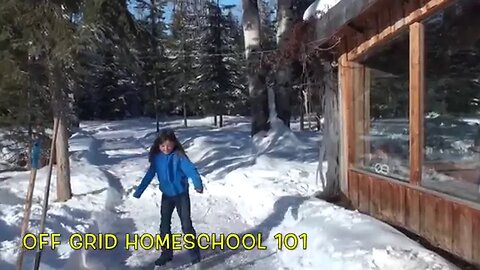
[190,248,201,265]
[191,256,201,265]
[154,251,173,266]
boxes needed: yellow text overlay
[22,233,308,251]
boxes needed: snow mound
[252,118,307,157]
[253,86,310,158]
[267,198,457,270]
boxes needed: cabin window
[421,0,480,202]
[352,31,410,181]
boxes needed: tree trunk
[242,0,269,136]
[51,63,72,202]
[150,0,160,133]
[214,115,218,126]
[316,112,321,131]
[275,0,295,127]
[55,115,71,202]
[299,90,305,130]
[219,114,223,127]
[303,89,311,130]
[183,102,187,127]
[317,60,341,201]
[300,108,304,130]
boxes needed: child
[133,128,203,266]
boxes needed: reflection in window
[353,32,410,181]
[421,0,480,202]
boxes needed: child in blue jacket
[133,128,203,266]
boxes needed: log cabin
[306,0,480,266]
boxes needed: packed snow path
[0,117,457,269]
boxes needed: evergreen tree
[133,0,170,122]
[169,0,202,124]
[9,0,86,200]
[0,1,43,129]
[196,1,226,119]
[77,0,144,120]
[223,7,249,116]
[194,1,247,126]
[259,0,277,50]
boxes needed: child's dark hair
[148,128,187,162]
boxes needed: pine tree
[13,0,86,201]
[196,1,224,121]
[169,0,202,126]
[259,0,277,50]
[133,0,170,127]
[0,0,59,170]
[0,1,41,128]
[76,0,145,120]
[196,2,246,126]
[60,0,147,197]
[223,8,249,116]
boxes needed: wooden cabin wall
[343,0,454,62]
[337,0,480,266]
[348,170,480,265]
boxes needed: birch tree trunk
[242,0,269,136]
[275,0,295,127]
[51,63,72,202]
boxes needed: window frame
[347,28,416,183]
[341,0,480,205]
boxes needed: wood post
[15,168,38,270]
[409,22,425,185]
[339,54,350,194]
[33,118,60,270]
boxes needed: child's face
[159,140,175,155]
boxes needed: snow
[303,0,341,21]
[268,199,453,270]
[0,116,457,269]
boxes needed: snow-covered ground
[0,116,457,270]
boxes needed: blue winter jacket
[133,152,203,198]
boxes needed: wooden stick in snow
[15,139,41,270]
[32,118,60,270]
